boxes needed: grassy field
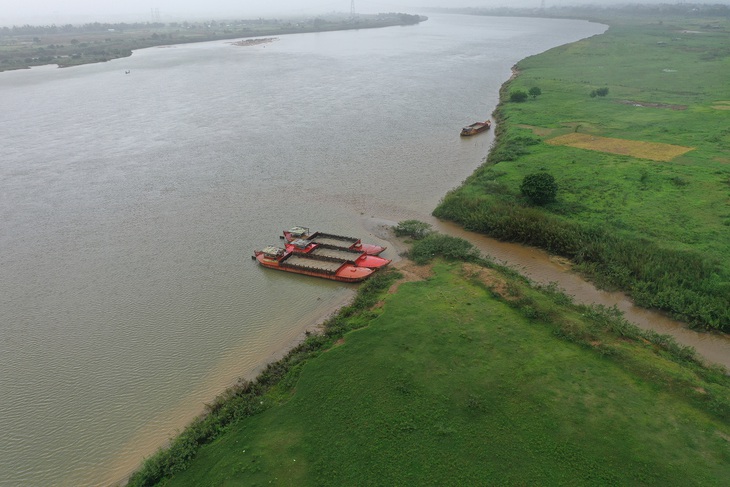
[138,236,729,486]
[434,11,730,330]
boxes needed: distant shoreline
[0,13,426,72]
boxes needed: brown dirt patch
[546,132,693,162]
[461,263,516,301]
[388,261,433,293]
[617,99,687,110]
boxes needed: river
[5,12,695,486]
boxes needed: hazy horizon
[4,0,728,27]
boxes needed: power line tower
[350,0,356,17]
[540,0,546,10]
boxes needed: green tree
[510,90,528,102]
[528,87,542,99]
[520,172,558,205]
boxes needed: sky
[2,0,727,26]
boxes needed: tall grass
[434,193,730,330]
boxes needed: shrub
[393,220,433,240]
[408,234,481,264]
[520,172,558,205]
[510,90,528,102]
[528,86,542,99]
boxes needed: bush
[393,220,433,240]
[408,234,481,264]
[528,86,542,99]
[510,90,528,102]
[520,172,558,205]
[590,87,609,97]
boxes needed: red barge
[281,226,386,256]
[253,246,375,283]
[285,239,391,269]
[460,120,491,136]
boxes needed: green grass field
[435,12,730,330]
[158,258,729,486]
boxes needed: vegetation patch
[433,8,730,329]
[160,250,730,486]
[546,132,694,161]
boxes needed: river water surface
[3,13,685,486]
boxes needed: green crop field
[435,11,730,330]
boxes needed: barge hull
[254,252,373,283]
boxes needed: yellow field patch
[546,133,693,161]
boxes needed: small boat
[281,226,386,256]
[252,246,375,283]
[460,120,491,136]
[285,239,391,269]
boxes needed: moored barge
[253,246,375,282]
[285,239,391,269]
[281,226,386,256]
[460,120,491,136]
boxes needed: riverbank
[0,13,425,71]
[128,227,730,485]
[366,217,730,370]
[94,285,357,486]
[434,8,730,331]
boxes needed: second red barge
[281,226,386,256]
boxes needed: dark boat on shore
[281,226,386,256]
[285,239,391,269]
[460,120,491,136]
[252,246,375,282]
